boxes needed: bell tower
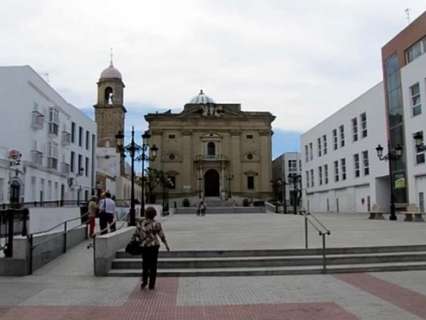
[93,58,126,148]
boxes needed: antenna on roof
[405,8,411,24]
[110,48,114,66]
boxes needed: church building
[145,91,275,204]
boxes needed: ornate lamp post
[136,130,158,219]
[376,142,403,221]
[116,127,142,226]
[288,173,302,215]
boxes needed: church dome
[100,63,122,80]
[189,90,215,104]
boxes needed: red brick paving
[0,278,359,320]
[336,273,426,319]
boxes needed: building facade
[301,83,388,213]
[145,91,275,204]
[382,11,426,212]
[272,152,302,209]
[0,65,96,204]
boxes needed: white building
[0,65,96,204]
[272,152,302,209]
[301,83,389,213]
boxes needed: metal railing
[303,210,331,273]
[0,199,133,210]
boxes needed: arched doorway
[204,169,220,197]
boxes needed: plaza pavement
[0,212,426,319]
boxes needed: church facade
[145,91,275,204]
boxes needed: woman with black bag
[131,206,170,290]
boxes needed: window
[410,83,422,116]
[354,154,360,177]
[246,134,253,139]
[78,127,83,147]
[247,153,254,160]
[247,176,254,190]
[71,122,76,143]
[305,171,309,188]
[309,143,313,160]
[47,142,58,170]
[310,169,314,187]
[319,166,323,185]
[333,129,338,150]
[168,176,176,189]
[352,117,358,142]
[48,108,59,135]
[288,160,297,172]
[414,131,425,164]
[334,160,339,182]
[78,154,83,174]
[405,38,424,63]
[341,158,346,180]
[85,157,89,176]
[207,142,216,156]
[306,171,310,188]
[324,164,328,184]
[70,151,75,172]
[339,125,345,147]
[85,131,90,150]
[169,153,176,160]
[361,113,367,138]
[362,151,369,176]
[317,138,322,157]
[168,134,175,139]
[323,135,327,155]
[305,145,309,162]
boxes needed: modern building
[0,65,96,204]
[301,83,388,213]
[272,152,302,210]
[93,61,140,201]
[381,11,426,212]
[145,90,275,204]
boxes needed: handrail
[303,211,331,274]
[31,212,89,236]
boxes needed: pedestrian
[200,200,206,216]
[133,206,170,290]
[87,196,98,238]
[99,192,116,235]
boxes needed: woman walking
[87,196,98,238]
[134,206,170,290]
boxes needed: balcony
[47,157,58,170]
[31,150,43,166]
[62,131,71,146]
[49,122,59,135]
[194,154,228,162]
[61,162,70,175]
[31,111,44,130]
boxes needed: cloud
[1,0,424,135]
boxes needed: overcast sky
[1,1,425,143]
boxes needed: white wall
[400,53,426,206]
[301,83,388,213]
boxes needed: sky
[1,1,425,158]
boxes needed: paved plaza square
[1,213,426,319]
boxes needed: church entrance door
[204,169,220,197]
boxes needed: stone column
[182,130,193,196]
[231,130,241,195]
[259,130,272,197]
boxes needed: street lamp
[288,173,302,215]
[136,130,158,220]
[376,142,403,221]
[414,132,426,152]
[116,127,142,226]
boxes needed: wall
[29,207,82,234]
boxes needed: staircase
[107,244,426,277]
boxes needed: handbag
[126,239,143,255]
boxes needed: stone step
[115,244,426,259]
[111,252,426,269]
[174,206,266,214]
[107,261,426,277]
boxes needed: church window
[104,87,113,104]
[168,134,175,139]
[247,153,253,160]
[167,176,176,189]
[207,142,216,156]
[246,134,253,139]
[169,153,175,160]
